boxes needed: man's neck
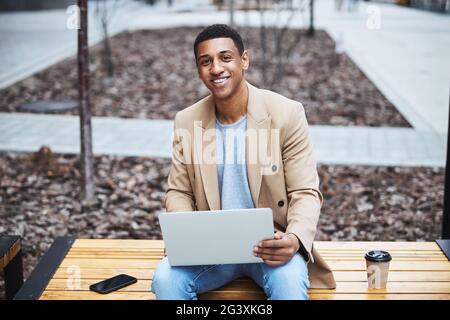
[214,81,249,125]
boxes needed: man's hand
[253,231,301,267]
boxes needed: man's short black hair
[194,24,245,59]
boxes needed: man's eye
[200,59,210,66]
[223,56,232,61]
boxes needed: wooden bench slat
[318,252,446,257]
[39,290,450,301]
[64,256,447,262]
[71,240,441,251]
[65,251,448,261]
[44,277,450,294]
[67,246,444,252]
[64,255,447,262]
[66,254,165,259]
[51,267,450,282]
[46,279,152,292]
[313,241,440,251]
[320,257,448,261]
[53,267,156,280]
[322,282,450,294]
[332,271,450,282]
[65,251,446,260]
[199,291,267,300]
[69,247,164,251]
[45,278,263,292]
[68,249,164,254]
[200,292,450,300]
[67,248,444,256]
[58,258,450,271]
[317,250,443,254]
[59,259,160,269]
[40,290,156,300]
[40,289,268,300]
[327,260,450,271]
[72,239,165,249]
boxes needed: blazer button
[278,200,284,207]
[272,165,277,172]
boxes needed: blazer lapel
[195,95,221,211]
[246,82,271,207]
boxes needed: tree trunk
[307,0,315,37]
[78,0,96,203]
[229,0,235,26]
[258,0,268,86]
[101,18,114,79]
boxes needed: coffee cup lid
[365,250,392,262]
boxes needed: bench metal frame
[14,236,75,300]
[443,89,450,240]
[0,235,24,300]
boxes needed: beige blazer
[165,82,336,289]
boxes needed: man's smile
[211,76,230,86]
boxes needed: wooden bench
[13,237,450,300]
[0,235,24,300]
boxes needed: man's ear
[241,50,249,71]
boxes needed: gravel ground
[0,27,410,127]
[0,151,443,298]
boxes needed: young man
[151,24,335,300]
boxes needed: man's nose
[210,60,224,75]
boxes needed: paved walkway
[0,113,445,167]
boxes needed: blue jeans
[151,253,310,300]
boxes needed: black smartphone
[89,274,137,294]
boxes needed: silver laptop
[158,208,274,266]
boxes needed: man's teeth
[213,78,228,83]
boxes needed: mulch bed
[0,152,443,298]
[0,27,410,127]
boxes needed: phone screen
[89,274,137,294]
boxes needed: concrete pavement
[0,112,445,167]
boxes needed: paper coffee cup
[365,250,392,289]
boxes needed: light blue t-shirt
[215,115,255,210]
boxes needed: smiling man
[151,24,336,300]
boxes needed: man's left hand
[253,231,300,267]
